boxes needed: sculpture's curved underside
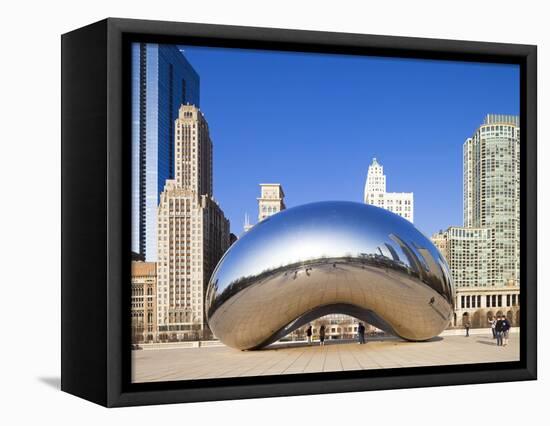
[205,201,455,350]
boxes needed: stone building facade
[243,183,286,233]
[131,261,158,343]
[257,183,286,222]
[156,105,230,341]
[453,284,520,328]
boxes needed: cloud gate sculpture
[205,201,455,350]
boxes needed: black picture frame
[61,17,537,407]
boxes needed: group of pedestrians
[488,315,511,346]
[306,324,326,345]
[305,323,367,346]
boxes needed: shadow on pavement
[476,340,498,346]
[424,336,444,342]
[260,335,443,351]
[260,339,359,350]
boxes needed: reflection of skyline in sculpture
[205,201,454,350]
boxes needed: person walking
[463,317,471,337]
[495,315,504,346]
[488,317,497,339]
[501,316,511,346]
[357,323,366,344]
[319,325,326,346]
[306,325,312,344]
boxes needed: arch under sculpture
[205,201,455,350]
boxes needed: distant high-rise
[243,213,254,233]
[463,114,520,285]
[257,184,286,222]
[430,230,448,261]
[432,227,493,288]
[131,43,200,261]
[242,184,286,233]
[156,105,230,338]
[364,158,414,223]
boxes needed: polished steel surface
[205,201,455,350]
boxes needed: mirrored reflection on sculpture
[205,201,455,350]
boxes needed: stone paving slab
[131,332,519,383]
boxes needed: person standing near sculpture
[488,317,497,339]
[495,315,504,346]
[319,325,326,346]
[463,317,471,337]
[357,323,366,344]
[306,325,313,344]
[501,316,511,346]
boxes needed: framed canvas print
[61,18,537,407]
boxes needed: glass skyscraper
[131,43,200,261]
[434,114,520,288]
[463,114,520,286]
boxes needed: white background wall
[0,0,546,424]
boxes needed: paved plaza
[132,331,519,383]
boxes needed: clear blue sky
[179,45,519,238]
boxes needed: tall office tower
[364,158,414,223]
[131,43,200,261]
[257,184,286,222]
[463,114,520,286]
[156,105,230,339]
[431,227,493,288]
